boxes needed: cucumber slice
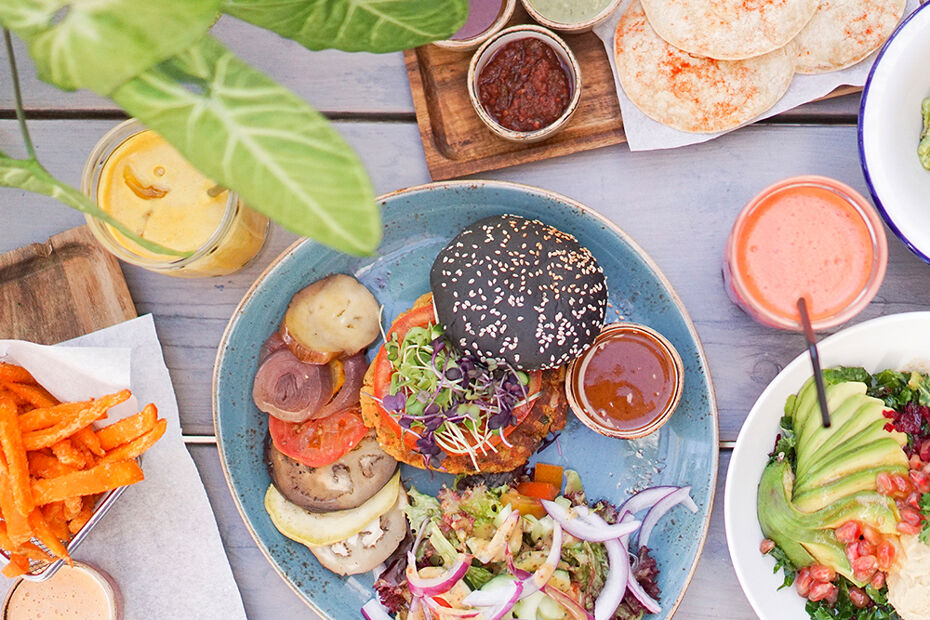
[265,471,400,547]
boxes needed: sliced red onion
[463,579,524,620]
[252,349,333,422]
[311,353,367,420]
[541,500,641,542]
[259,331,288,364]
[361,598,394,620]
[625,565,661,614]
[597,538,630,620]
[475,509,520,564]
[542,584,594,620]
[405,551,472,598]
[638,486,697,550]
[617,486,680,519]
[505,544,531,580]
[422,596,480,618]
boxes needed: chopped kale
[822,367,872,387]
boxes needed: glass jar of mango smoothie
[81,119,268,277]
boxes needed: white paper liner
[592,0,920,151]
[0,315,247,619]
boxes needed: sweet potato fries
[0,362,165,577]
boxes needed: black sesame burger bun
[430,214,608,370]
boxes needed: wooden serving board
[0,226,136,344]
[406,6,862,181]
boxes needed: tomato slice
[534,463,564,488]
[268,407,368,467]
[516,481,559,501]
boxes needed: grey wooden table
[2,16,928,620]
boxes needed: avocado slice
[758,460,873,584]
[795,437,909,493]
[795,382,868,460]
[796,400,877,481]
[802,418,908,481]
[792,464,908,513]
[804,409,905,476]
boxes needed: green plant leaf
[222,0,468,53]
[111,35,380,255]
[0,153,190,257]
[0,0,222,95]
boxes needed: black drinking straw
[797,297,830,428]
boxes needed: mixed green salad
[365,465,697,620]
[759,367,930,620]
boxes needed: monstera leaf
[0,0,222,94]
[111,36,381,255]
[222,0,468,52]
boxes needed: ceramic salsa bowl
[213,180,719,619]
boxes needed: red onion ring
[463,579,524,620]
[638,486,697,550]
[252,349,333,423]
[542,584,595,620]
[309,353,367,420]
[361,599,394,620]
[541,500,641,542]
[618,486,680,519]
[405,551,471,598]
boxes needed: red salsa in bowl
[467,25,582,142]
[477,38,572,132]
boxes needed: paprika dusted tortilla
[793,0,906,74]
[640,0,817,60]
[613,0,795,133]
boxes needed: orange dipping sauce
[567,324,683,439]
[725,176,887,330]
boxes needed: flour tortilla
[641,0,818,60]
[614,0,796,133]
[793,0,905,74]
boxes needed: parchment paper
[593,0,921,151]
[0,315,247,620]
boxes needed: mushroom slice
[267,430,397,512]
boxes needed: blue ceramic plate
[213,181,718,619]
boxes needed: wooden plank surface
[0,226,136,344]
[0,15,860,122]
[4,117,927,618]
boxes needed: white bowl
[724,312,930,619]
[859,3,930,263]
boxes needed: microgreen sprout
[384,321,538,470]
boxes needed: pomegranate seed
[862,524,882,545]
[893,474,914,494]
[849,587,870,609]
[910,454,924,470]
[901,506,923,526]
[870,571,886,590]
[876,472,895,496]
[852,555,877,581]
[897,521,922,535]
[795,567,813,598]
[920,438,930,462]
[857,540,876,557]
[825,584,839,606]
[809,564,836,583]
[808,582,835,602]
[877,541,896,571]
[845,542,859,564]
[835,521,861,543]
[905,491,922,510]
[909,469,930,494]
[759,538,775,554]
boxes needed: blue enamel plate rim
[858,1,930,264]
[211,179,719,619]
